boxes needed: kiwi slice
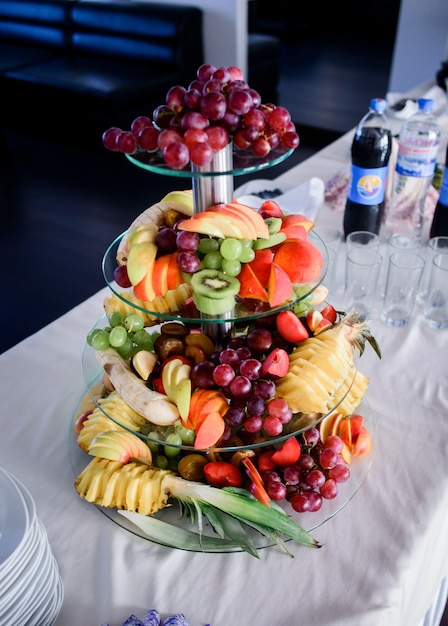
[193,292,236,315]
[190,269,240,299]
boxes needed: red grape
[243,414,263,433]
[328,464,350,483]
[184,88,201,110]
[197,63,216,82]
[176,230,200,252]
[263,415,283,436]
[131,116,152,137]
[152,104,176,129]
[320,479,338,500]
[113,264,131,288]
[183,128,208,151]
[282,131,300,149]
[190,141,214,166]
[213,363,235,387]
[290,493,310,513]
[228,89,253,115]
[155,228,177,254]
[166,85,187,112]
[191,360,216,389]
[102,127,122,151]
[116,131,138,154]
[157,129,183,152]
[138,126,159,151]
[162,141,190,169]
[206,126,229,151]
[176,251,201,273]
[200,91,227,121]
[266,481,287,500]
[229,375,252,398]
[180,111,210,131]
[246,328,273,353]
[252,137,271,157]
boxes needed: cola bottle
[343,98,392,238]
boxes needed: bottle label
[347,165,388,205]
[439,168,448,205]
[396,144,439,178]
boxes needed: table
[2,111,448,626]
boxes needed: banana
[96,348,179,426]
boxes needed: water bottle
[385,98,441,242]
[343,98,392,238]
[429,143,448,238]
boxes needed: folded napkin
[386,84,448,119]
[234,177,325,221]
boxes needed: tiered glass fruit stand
[69,142,374,552]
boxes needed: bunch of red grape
[102,63,300,168]
[262,427,351,512]
[188,325,296,444]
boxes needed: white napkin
[386,84,448,119]
[234,177,325,221]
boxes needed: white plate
[234,177,325,220]
[0,468,30,573]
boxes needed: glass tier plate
[125,144,294,178]
[102,230,329,325]
[69,387,374,553]
[81,316,360,452]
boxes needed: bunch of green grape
[198,236,255,277]
[86,311,160,359]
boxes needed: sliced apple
[224,201,270,239]
[175,377,192,422]
[126,241,158,286]
[177,216,226,238]
[211,204,258,240]
[126,223,159,252]
[88,430,152,464]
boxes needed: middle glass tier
[102,230,329,325]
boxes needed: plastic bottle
[385,98,441,242]
[343,98,392,238]
[430,143,448,238]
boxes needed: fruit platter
[70,63,381,557]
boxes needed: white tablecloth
[2,125,448,626]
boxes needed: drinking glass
[417,236,448,305]
[422,253,448,329]
[381,251,425,327]
[344,247,382,319]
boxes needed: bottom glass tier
[69,387,374,554]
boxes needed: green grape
[146,432,162,453]
[124,313,144,332]
[221,258,241,277]
[109,325,128,348]
[90,329,110,351]
[156,455,169,469]
[133,329,155,350]
[220,237,243,261]
[86,328,103,347]
[198,237,219,254]
[116,336,134,359]
[238,246,255,263]
[108,310,125,327]
[175,422,196,446]
[164,432,182,457]
[202,250,223,269]
[240,239,252,248]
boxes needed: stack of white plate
[0,467,64,625]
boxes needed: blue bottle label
[439,168,448,205]
[396,144,439,177]
[347,165,388,205]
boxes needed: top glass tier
[126,143,294,178]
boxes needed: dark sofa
[0,0,203,137]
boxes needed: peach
[237,263,269,302]
[273,239,324,283]
[267,262,293,307]
[247,248,273,287]
[279,224,307,241]
[133,268,156,302]
[281,213,315,232]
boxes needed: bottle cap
[417,98,434,112]
[370,98,386,112]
